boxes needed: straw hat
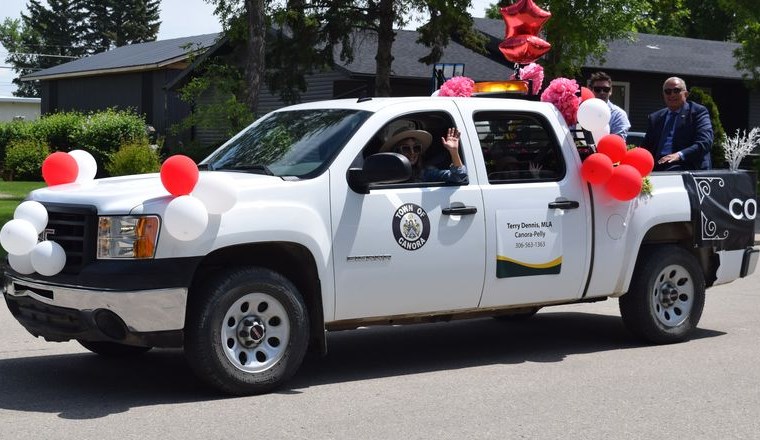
[379,129,432,153]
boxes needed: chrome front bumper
[4,276,187,333]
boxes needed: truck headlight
[97,216,160,259]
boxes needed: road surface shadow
[0,311,724,419]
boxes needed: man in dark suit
[643,77,714,171]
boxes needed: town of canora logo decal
[392,203,430,251]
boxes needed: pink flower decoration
[510,62,544,95]
[540,77,580,126]
[438,76,475,97]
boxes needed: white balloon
[68,149,98,182]
[192,173,239,214]
[14,200,48,233]
[577,98,611,132]
[30,240,67,276]
[591,124,611,145]
[164,195,208,241]
[0,219,39,255]
[8,252,35,275]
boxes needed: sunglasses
[398,144,422,154]
[663,88,683,95]
[592,86,611,93]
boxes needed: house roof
[585,33,743,80]
[472,18,745,80]
[22,33,222,81]
[334,28,513,81]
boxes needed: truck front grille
[41,203,98,274]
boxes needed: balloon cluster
[498,0,552,64]
[1,201,66,276]
[581,135,654,201]
[160,155,238,241]
[42,150,98,185]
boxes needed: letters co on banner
[682,170,757,250]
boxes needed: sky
[0,0,495,96]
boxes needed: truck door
[470,110,592,307]
[330,104,486,320]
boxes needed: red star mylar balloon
[498,0,552,64]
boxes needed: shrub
[0,120,39,163]
[76,109,149,173]
[4,138,49,181]
[33,111,84,152]
[689,87,726,168]
[106,141,161,176]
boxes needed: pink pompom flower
[438,76,475,97]
[510,62,544,95]
[540,78,580,126]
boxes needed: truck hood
[27,172,282,214]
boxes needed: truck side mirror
[346,152,413,194]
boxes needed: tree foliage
[203,0,485,106]
[0,0,161,97]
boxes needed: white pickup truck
[3,95,758,395]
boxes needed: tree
[486,1,650,79]
[0,0,162,97]
[205,0,485,109]
[82,0,161,52]
[0,0,87,97]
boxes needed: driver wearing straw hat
[379,127,468,184]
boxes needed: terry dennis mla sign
[392,203,430,251]
[496,209,562,278]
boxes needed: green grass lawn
[0,181,47,258]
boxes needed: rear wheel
[619,245,705,344]
[185,267,309,395]
[78,340,151,357]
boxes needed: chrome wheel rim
[221,292,290,373]
[651,264,694,328]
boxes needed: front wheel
[619,245,706,344]
[185,267,309,395]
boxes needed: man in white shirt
[589,71,631,140]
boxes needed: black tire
[493,307,541,321]
[78,340,152,357]
[619,245,706,344]
[184,267,309,395]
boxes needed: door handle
[442,206,478,215]
[548,200,579,210]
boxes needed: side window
[474,111,565,184]
[361,111,468,187]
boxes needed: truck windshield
[202,108,371,178]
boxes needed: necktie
[659,111,677,154]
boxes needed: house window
[610,81,630,114]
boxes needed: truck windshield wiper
[215,164,275,176]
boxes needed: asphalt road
[1,269,759,440]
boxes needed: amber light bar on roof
[472,80,529,94]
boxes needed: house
[21,33,223,147]
[0,96,41,121]
[23,18,758,150]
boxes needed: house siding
[750,89,760,129]
[257,70,350,115]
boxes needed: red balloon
[160,155,199,196]
[499,0,552,64]
[498,35,552,65]
[621,147,654,177]
[580,87,594,102]
[580,153,614,185]
[605,164,643,201]
[42,152,79,186]
[596,134,627,163]
[500,0,551,39]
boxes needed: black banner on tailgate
[682,171,757,250]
